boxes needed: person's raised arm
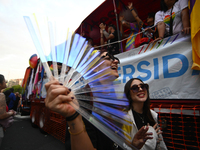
[100,28,104,46]
[45,78,95,150]
[181,7,190,34]
[99,23,115,40]
[128,3,143,28]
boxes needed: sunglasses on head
[101,53,120,64]
[130,83,148,93]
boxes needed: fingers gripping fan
[24,14,137,150]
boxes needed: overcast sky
[0,0,104,80]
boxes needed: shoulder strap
[169,6,174,36]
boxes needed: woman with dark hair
[0,74,7,92]
[123,78,167,150]
[154,0,190,42]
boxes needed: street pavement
[0,114,65,150]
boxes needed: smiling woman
[123,78,167,150]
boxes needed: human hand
[45,77,77,118]
[128,2,133,10]
[137,19,143,29]
[150,37,163,44]
[153,123,163,143]
[99,23,106,30]
[8,110,16,116]
[182,27,190,34]
[145,27,155,33]
[132,126,153,149]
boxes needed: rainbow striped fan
[24,15,137,150]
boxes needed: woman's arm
[100,29,104,46]
[45,78,95,150]
[128,3,143,28]
[119,15,130,38]
[157,21,165,39]
[151,22,165,43]
[119,15,124,39]
[181,7,190,34]
[68,115,95,150]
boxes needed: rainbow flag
[22,67,31,90]
[189,0,200,70]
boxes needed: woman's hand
[150,37,163,44]
[127,2,133,10]
[182,27,190,34]
[132,126,153,149]
[145,27,155,34]
[45,77,76,118]
[153,123,163,143]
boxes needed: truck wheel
[39,112,47,134]
[31,111,37,128]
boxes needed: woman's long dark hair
[124,78,156,126]
[160,0,178,12]
[0,74,5,84]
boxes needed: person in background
[12,92,20,112]
[144,12,157,39]
[0,75,7,93]
[119,2,142,51]
[137,12,158,46]
[0,74,15,146]
[123,78,167,150]
[3,90,11,107]
[99,23,120,55]
[86,37,94,47]
[17,94,22,114]
[0,93,15,146]
[154,0,190,42]
[8,88,16,110]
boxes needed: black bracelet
[131,8,134,11]
[66,111,79,121]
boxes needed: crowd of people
[84,0,190,54]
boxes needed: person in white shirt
[154,0,190,42]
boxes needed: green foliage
[3,87,11,92]
[12,85,23,94]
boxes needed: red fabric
[135,33,153,48]
[22,67,32,89]
[6,105,9,112]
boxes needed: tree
[12,85,23,94]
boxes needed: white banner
[116,33,200,99]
